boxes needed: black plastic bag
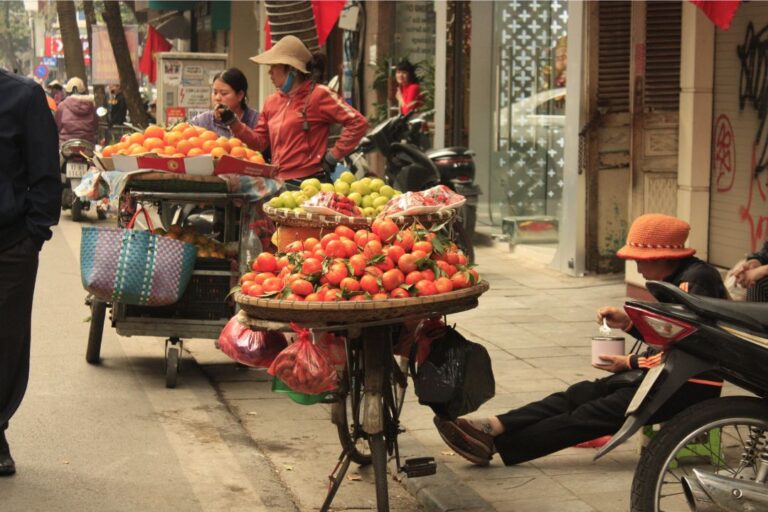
[411,326,495,419]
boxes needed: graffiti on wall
[739,147,768,251]
[714,114,736,192]
[737,22,768,178]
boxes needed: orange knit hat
[616,213,696,261]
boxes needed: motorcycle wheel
[631,396,768,512]
[71,198,83,221]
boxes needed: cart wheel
[86,300,107,364]
[369,433,390,511]
[165,346,180,388]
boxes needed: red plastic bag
[394,317,446,364]
[268,323,339,394]
[316,332,347,366]
[218,316,288,368]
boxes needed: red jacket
[232,81,367,180]
[399,83,422,115]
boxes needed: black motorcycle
[60,139,104,221]
[346,110,479,261]
[594,281,768,512]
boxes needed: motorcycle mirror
[96,106,108,117]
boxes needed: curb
[395,431,493,512]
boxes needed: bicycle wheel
[335,341,372,465]
[369,433,390,511]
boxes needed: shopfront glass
[491,0,569,245]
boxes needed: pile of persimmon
[238,219,480,302]
[100,123,265,163]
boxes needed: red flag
[689,0,741,30]
[265,0,346,50]
[139,26,172,83]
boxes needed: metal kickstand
[320,449,353,512]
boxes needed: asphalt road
[0,213,298,512]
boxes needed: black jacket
[0,70,60,251]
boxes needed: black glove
[216,104,235,125]
[321,150,338,175]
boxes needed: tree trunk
[102,1,147,127]
[83,1,106,108]
[264,1,319,52]
[56,0,87,86]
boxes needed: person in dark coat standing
[0,69,61,476]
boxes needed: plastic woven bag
[218,317,288,368]
[267,323,338,394]
[80,208,197,305]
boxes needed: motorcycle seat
[647,281,768,334]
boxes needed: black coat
[0,70,60,251]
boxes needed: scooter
[346,110,479,260]
[594,281,768,512]
[60,139,105,221]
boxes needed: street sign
[42,57,57,67]
[34,64,48,79]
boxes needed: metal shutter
[597,1,631,113]
[644,1,681,112]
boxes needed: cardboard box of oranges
[95,123,277,178]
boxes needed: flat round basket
[263,204,458,230]
[235,280,489,323]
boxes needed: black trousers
[494,371,721,465]
[0,237,39,433]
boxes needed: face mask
[281,71,295,93]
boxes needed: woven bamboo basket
[263,204,457,230]
[235,280,489,323]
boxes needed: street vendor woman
[216,36,367,184]
[190,67,259,137]
[433,213,727,466]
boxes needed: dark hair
[396,59,418,84]
[213,67,249,110]
[304,53,327,84]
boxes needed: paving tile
[492,498,596,512]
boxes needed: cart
[236,275,489,511]
[85,172,272,388]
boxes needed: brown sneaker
[456,418,496,455]
[434,416,492,466]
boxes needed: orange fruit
[187,147,204,156]
[143,137,164,150]
[249,153,266,164]
[201,140,218,153]
[144,125,165,139]
[199,130,217,142]
[130,145,147,155]
[187,136,203,149]
[120,134,130,143]
[176,140,193,155]
[229,137,243,148]
[164,132,181,147]
[147,147,163,155]
[101,146,114,157]
[172,122,190,132]
[244,148,255,158]
[172,153,185,158]
[215,137,231,153]
[128,133,145,145]
[230,146,247,158]
[210,147,227,158]
[195,126,206,135]
[162,145,176,155]
[182,127,198,139]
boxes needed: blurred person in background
[108,83,127,127]
[394,59,422,115]
[55,78,98,144]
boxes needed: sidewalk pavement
[188,238,642,511]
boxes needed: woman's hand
[395,88,403,106]
[592,354,631,373]
[732,258,761,284]
[596,306,631,331]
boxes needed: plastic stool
[642,424,722,469]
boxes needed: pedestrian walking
[0,69,61,476]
